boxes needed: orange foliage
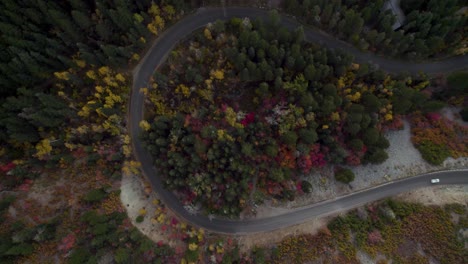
[410,112,468,158]
[276,145,296,169]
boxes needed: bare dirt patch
[120,172,168,243]
[395,185,467,206]
[235,216,329,253]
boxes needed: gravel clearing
[120,171,168,243]
[258,119,468,216]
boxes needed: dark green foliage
[335,167,355,184]
[299,128,318,144]
[136,215,144,223]
[375,135,390,149]
[444,203,466,215]
[185,248,199,262]
[416,140,450,165]
[114,247,130,263]
[282,131,298,146]
[386,199,422,218]
[284,0,466,59]
[460,107,468,122]
[301,180,312,193]
[0,1,158,94]
[0,88,73,145]
[364,147,389,164]
[0,196,15,214]
[349,138,364,151]
[361,93,381,112]
[363,127,379,145]
[422,100,446,113]
[69,248,92,264]
[252,246,266,264]
[265,142,279,157]
[447,71,468,93]
[83,188,108,203]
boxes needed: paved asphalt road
[130,7,468,234]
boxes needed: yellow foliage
[132,53,140,61]
[350,92,361,102]
[139,87,149,95]
[103,76,118,87]
[224,107,237,127]
[154,16,165,29]
[139,208,147,216]
[205,79,213,88]
[204,28,212,40]
[78,105,91,117]
[75,59,86,68]
[322,124,329,129]
[197,233,203,242]
[122,134,131,145]
[147,23,158,35]
[210,69,224,80]
[331,112,340,121]
[139,120,151,131]
[35,139,52,159]
[175,84,191,97]
[115,73,126,83]
[163,5,176,18]
[54,71,70,80]
[197,88,213,102]
[122,145,132,157]
[98,66,110,76]
[413,80,430,91]
[148,3,161,16]
[122,160,141,175]
[216,245,224,254]
[133,13,144,23]
[157,213,165,223]
[76,125,89,134]
[188,243,198,251]
[64,143,76,151]
[95,85,104,93]
[337,77,346,89]
[385,113,393,121]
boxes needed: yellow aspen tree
[54,71,70,80]
[98,66,110,76]
[35,139,52,159]
[139,120,151,131]
[210,69,224,80]
[204,28,213,40]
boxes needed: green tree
[335,167,355,184]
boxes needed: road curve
[130,7,468,234]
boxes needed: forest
[0,0,466,263]
[141,11,466,217]
[283,0,467,59]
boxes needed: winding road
[130,7,468,234]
